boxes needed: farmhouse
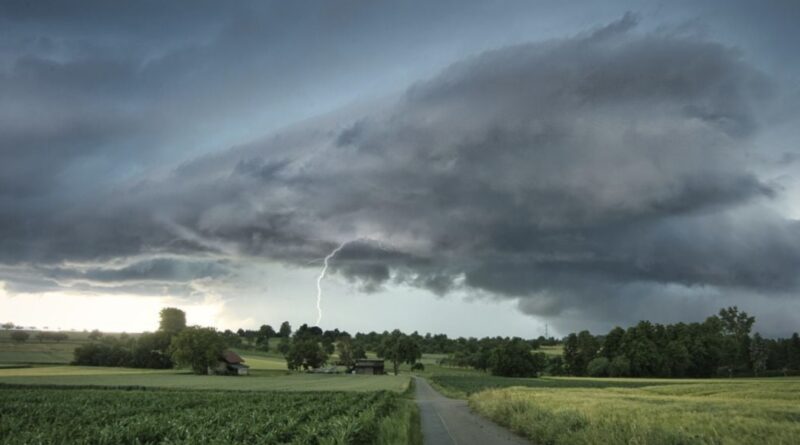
[209,351,250,376]
[353,359,385,375]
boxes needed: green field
[0,386,411,445]
[430,374,682,397]
[469,377,800,445]
[0,366,410,392]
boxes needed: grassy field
[0,365,410,392]
[0,386,413,445]
[430,374,684,398]
[469,377,800,445]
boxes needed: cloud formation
[2,7,799,335]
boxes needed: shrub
[587,357,610,377]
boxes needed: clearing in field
[468,377,800,445]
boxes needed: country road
[413,377,531,445]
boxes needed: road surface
[414,377,531,445]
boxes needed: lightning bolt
[315,241,348,327]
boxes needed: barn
[353,359,385,375]
[209,351,250,376]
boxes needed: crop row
[0,386,398,444]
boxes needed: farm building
[353,359,385,375]
[209,351,250,376]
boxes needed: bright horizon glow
[0,282,238,333]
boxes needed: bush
[411,362,425,371]
[587,357,610,377]
[609,355,631,377]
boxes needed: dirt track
[414,377,531,445]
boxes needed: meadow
[0,386,416,445]
[469,377,800,445]
[429,374,678,397]
[0,365,410,392]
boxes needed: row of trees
[562,307,800,378]
[8,331,70,343]
[73,308,187,369]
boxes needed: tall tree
[279,321,292,338]
[169,327,225,375]
[159,307,187,336]
[377,330,421,375]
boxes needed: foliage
[586,357,609,377]
[560,307,800,378]
[377,330,422,375]
[608,355,630,377]
[489,338,546,377]
[158,307,187,336]
[285,337,329,371]
[0,387,406,445]
[10,331,29,343]
[169,327,226,374]
[279,321,292,337]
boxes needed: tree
[377,331,422,375]
[1,322,14,331]
[10,331,29,343]
[718,306,755,372]
[489,338,546,377]
[587,357,610,377]
[664,340,691,377]
[274,337,289,356]
[547,355,566,376]
[609,355,631,377]
[336,336,356,368]
[88,329,103,341]
[279,321,292,338]
[285,337,328,371]
[255,324,275,351]
[749,333,768,377]
[169,327,226,375]
[159,307,187,336]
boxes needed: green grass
[469,377,800,445]
[0,386,407,444]
[0,340,80,364]
[430,374,685,398]
[539,344,563,356]
[0,365,411,392]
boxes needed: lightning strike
[315,241,348,327]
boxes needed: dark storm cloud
[2,4,799,334]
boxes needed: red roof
[221,351,244,364]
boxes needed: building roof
[221,351,245,364]
[227,363,250,369]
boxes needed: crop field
[0,366,411,392]
[0,386,405,444]
[430,374,681,397]
[469,378,800,445]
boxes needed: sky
[1,0,799,338]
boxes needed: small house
[209,351,250,376]
[353,359,385,375]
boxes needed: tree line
[561,307,800,378]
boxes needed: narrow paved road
[414,377,531,445]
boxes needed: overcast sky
[2,0,799,337]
